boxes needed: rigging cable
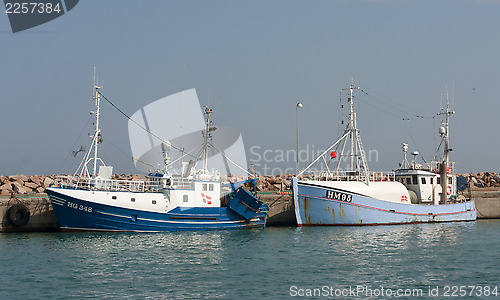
[57,115,93,173]
[98,91,196,159]
[209,142,255,177]
[431,137,445,162]
[100,134,157,170]
[355,92,403,119]
[359,86,432,118]
[354,88,446,164]
[403,120,427,163]
[358,88,435,120]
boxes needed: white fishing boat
[46,75,268,232]
[292,83,476,226]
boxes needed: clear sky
[1,0,499,176]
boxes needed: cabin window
[430,178,434,184]
[112,196,117,200]
[437,178,441,184]
[152,200,157,205]
[131,198,135,202]
[421,178,426,184]
[406,178,412,185]
[183,195,188,202]
[448,178,453,184]
[203,184,207,191]
[209,184,214,191]
[412,175,418,185]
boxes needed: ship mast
[202,106,214,173]
[348,84,356,171]
[74,68,105,180]
[335,82,370,182]
[92,70,102,178]
[297,81,370,182]
[438,91,454,204]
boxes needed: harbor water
[1,221,499,299]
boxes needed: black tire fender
[7,203,30,227]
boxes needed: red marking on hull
[298,193,475,216]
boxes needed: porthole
[131,198,135,202]
[152,200,157,205]
[112,196,117,200]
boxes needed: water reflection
[287,222,483,290]
[0,221,497,299]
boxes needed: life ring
[447,185,452,195]
[6,204,30,227]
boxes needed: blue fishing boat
[293,83,476,226]
[46,76,268,232]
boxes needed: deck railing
[300,171,396,182]
[53,175,195,192]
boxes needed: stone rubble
[457,172,500,188]
[0,175,59,195]
[0,172,497,196]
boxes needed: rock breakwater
[0,175,55,196]
[1,172,500,196]
[458,172,500,188]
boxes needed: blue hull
[292,179,476,226]
[47,188,268,232]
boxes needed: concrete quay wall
[472,189,500,219]
[0,194,59,232]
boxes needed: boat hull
[292,179,476,226]
[46,188,267,232]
